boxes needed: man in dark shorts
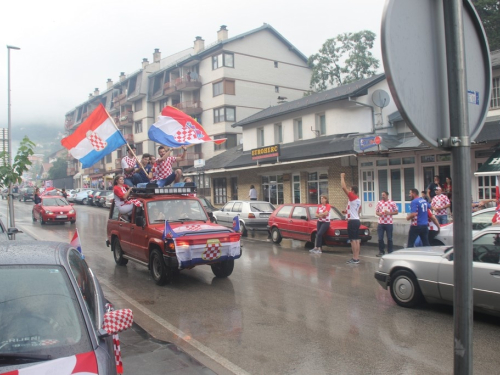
[341,173,362,264]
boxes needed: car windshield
[42,198,69,206]
[147,199,208,223]
[249,202,275,212]
[0,266,92,360]
[472,210,496,231]
[307,206,342,220]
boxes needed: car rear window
[250,202,275,212]
[0,265,92,358]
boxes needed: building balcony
[175,75,202,91]
[163,81,178,96]
[112,93,127,107]
[176,152,203,168]
[173,101,203,116]
[117,112,134,128]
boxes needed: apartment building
[64,24,312,188]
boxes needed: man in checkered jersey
[431,186,450,224]
[375,191,398,257]
[341,173,362,264]
[154,145,187,187]
[121,145,137,186]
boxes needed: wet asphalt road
[3,199,500,375]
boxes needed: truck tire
[150,248,172,285]
[112,238,128,266]
[211,259,234,278]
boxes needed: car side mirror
[98,308,133,338]
[135,216,146,228]
[300,216,308,220]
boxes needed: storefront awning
[73,173,82,179]
[475,149,500,176]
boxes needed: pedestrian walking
[406,188,430,248]
[341,173,362,264]
[427,175,441,200]
[415,209,440,246]
[431,186,451,224]
[154,146,187,187]
[375,191,398,256]
[310,195,331,254]
[248,185,258,200]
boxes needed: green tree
[472,0,500,51]
[0,136,35,187]
[308,30,380,92]
[48,157,69,180]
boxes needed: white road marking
[100,280,251,375]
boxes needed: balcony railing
[112,93,127,106]
[173,101,203,116]
[176,152,203,167]
[117,112,134,127]
[175,75,202,91]
[163,81,178,96]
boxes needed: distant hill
[12,124,64,157]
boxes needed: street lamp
[7,45,20,236]
[7,45,20,167]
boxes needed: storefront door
[361,170,376,215]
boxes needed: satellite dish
[372,90,391,108]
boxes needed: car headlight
[69,210,75,214]
[364,229,369,236]
[334,229,340,236]
[45,210,53,214]
[378,258,384,269]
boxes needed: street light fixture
[7,45,20,236]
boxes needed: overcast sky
[0,0,386,135]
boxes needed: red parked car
[32,196,76,225]
[267,203,371,246]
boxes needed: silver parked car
[0,241,133,373]
[212,200,275,235]
[375,227,500,316]
[73,189,93,205]
[434,207,497,246]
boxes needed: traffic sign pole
[443,1,473,372]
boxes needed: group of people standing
[310,173,362,264]
[114,144,188,216]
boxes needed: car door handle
[490,271,500,276]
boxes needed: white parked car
[434,207,497,246]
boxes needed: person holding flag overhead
[154,145,187,187]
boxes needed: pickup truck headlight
[334,229,340,236]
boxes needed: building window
[134,121,142,134]
[213,178,227,205]
[136,142,143,155]
[213,107,236,123]
[213,80,235,96]
[316,114,326,135]
[293,174,301,203]
[257,128,264,147]
[214,134,237,151]
[262,175,284,205]
[293,118,303,141]
[307,172,328,204]
[491,77,500,109]
[128,76,137,94]
[134,100,143,112]
[117,149,123,159]
[106,154,112,163]
[275,86,279,93]
[274,123,283,144]
[212,52,234,70]
[477,163,497,200]
[274,61,278,68]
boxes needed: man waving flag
[149,106,226,148]
[61,104,126,168]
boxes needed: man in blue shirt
[406,188,430,248]
[132,153,153,187]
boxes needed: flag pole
[104,106,149,176]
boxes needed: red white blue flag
[61,104,126,168]
[232,216,240,232]
[148,106,226,148]
[162,220,178,241]
[1,351,98,374]
[70,229,83,256]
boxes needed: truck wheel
[150,248,172,285]
[271,227,282,244]
[211,259,234,278]
[112,238,128,266]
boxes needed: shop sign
[359,136,382,151]
[251,145,280,160]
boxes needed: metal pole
[443,1,473,373]
[7,45,20,237]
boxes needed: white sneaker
[311,249,322,254]
[309,248,318,253]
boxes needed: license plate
[260,213,270,218]
[56,215,67,219]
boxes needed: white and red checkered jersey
[346,192,361,220]
[376,199,398,224]
[154,156,176,180]
[316,204,331,222]
[431,194,450,215]
[121,156,136,178]
[492,205,500,224]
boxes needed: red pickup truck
[106,186,242,285]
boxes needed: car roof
[0,241,71,266]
